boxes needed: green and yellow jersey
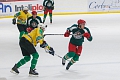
[22,27,50,49]
[14,11,31,25]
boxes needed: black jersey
[27,16,42,28]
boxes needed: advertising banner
[0,1,43,18]
[88,0,120,11]
[0,0,38,2]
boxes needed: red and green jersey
[43,0,54,9]
[67,24,92,46]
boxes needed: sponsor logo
[15,4,43,12]
[89,0,120,11]
[0,3,12,13]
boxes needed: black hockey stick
[54,53,63,58]
[54,53,70,61]
[44,47,63,59]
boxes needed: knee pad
[24,56,31,62]
[73,54,79,61]
[32,53,39,59]
[67,52,76,57]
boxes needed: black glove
[12,18,16,25]
[40,41,47,48]
[48,47,55,56]
[51,6,54,10]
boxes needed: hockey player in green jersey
[62,19,93,70]
[43,0,54,23]
[10,23,55,76]
[12,6,31,39]
[26,11,42,33]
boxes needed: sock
[49,13,52,23]
[16,56,31,68]
[63,52,76,60]
[43,14,47,23]
[30,53,39,69]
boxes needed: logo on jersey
[31,22,37,27]
[73,31,82,39]
[47,2,52,7]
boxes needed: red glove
[26,27,33,33]
[83,33,90,38]
[64,30,70,37]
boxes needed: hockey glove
[87,36,93,41]
[83,33,90,39]
[64,30,70,37]
[48,47,54,56]
[26,27,33,33]
[12,18,16,25]
[40,41,48,48]
[51,6,54,10]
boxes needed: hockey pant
[16,37,39,69]
[63,43,82,65]
[17,24,28,39]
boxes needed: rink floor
[0,14,120,80]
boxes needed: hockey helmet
[38,23,47,30]
[32,11,37,15]
[77,19,86,24]
[23,6,28,11]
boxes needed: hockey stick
[54,53,63,58]
[44,48,70,61]
[44,47,63,58]
[44,34,64,35]
[54,53,70,61]
[43,34,73,37]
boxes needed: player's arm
[64,24,77,37]
[37,30,54,56]
[12,12,21,25]
[26,17,32,27]
[14,12,21,19]
[43,0,46,6]
[52,0,54,6]
[52,0,54,9]
[83,27,93,41]
[37,17,43,23]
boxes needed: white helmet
[23,6,28,11]
[38,23,47,30]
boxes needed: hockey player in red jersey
[43,0,54,23]
[62,19,93,70]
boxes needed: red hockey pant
[44,8,52,14]
[68,43,82,56]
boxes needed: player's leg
[43,8,49,23]
[29,52,39,76]
[11,38,31,74]
[62,43,76,65]
[17,24,26,39]
[66,46,82,70]
[66,54,79,70]
[10,47,31,74]
[49,9,52,23]
[20,37,39,76]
